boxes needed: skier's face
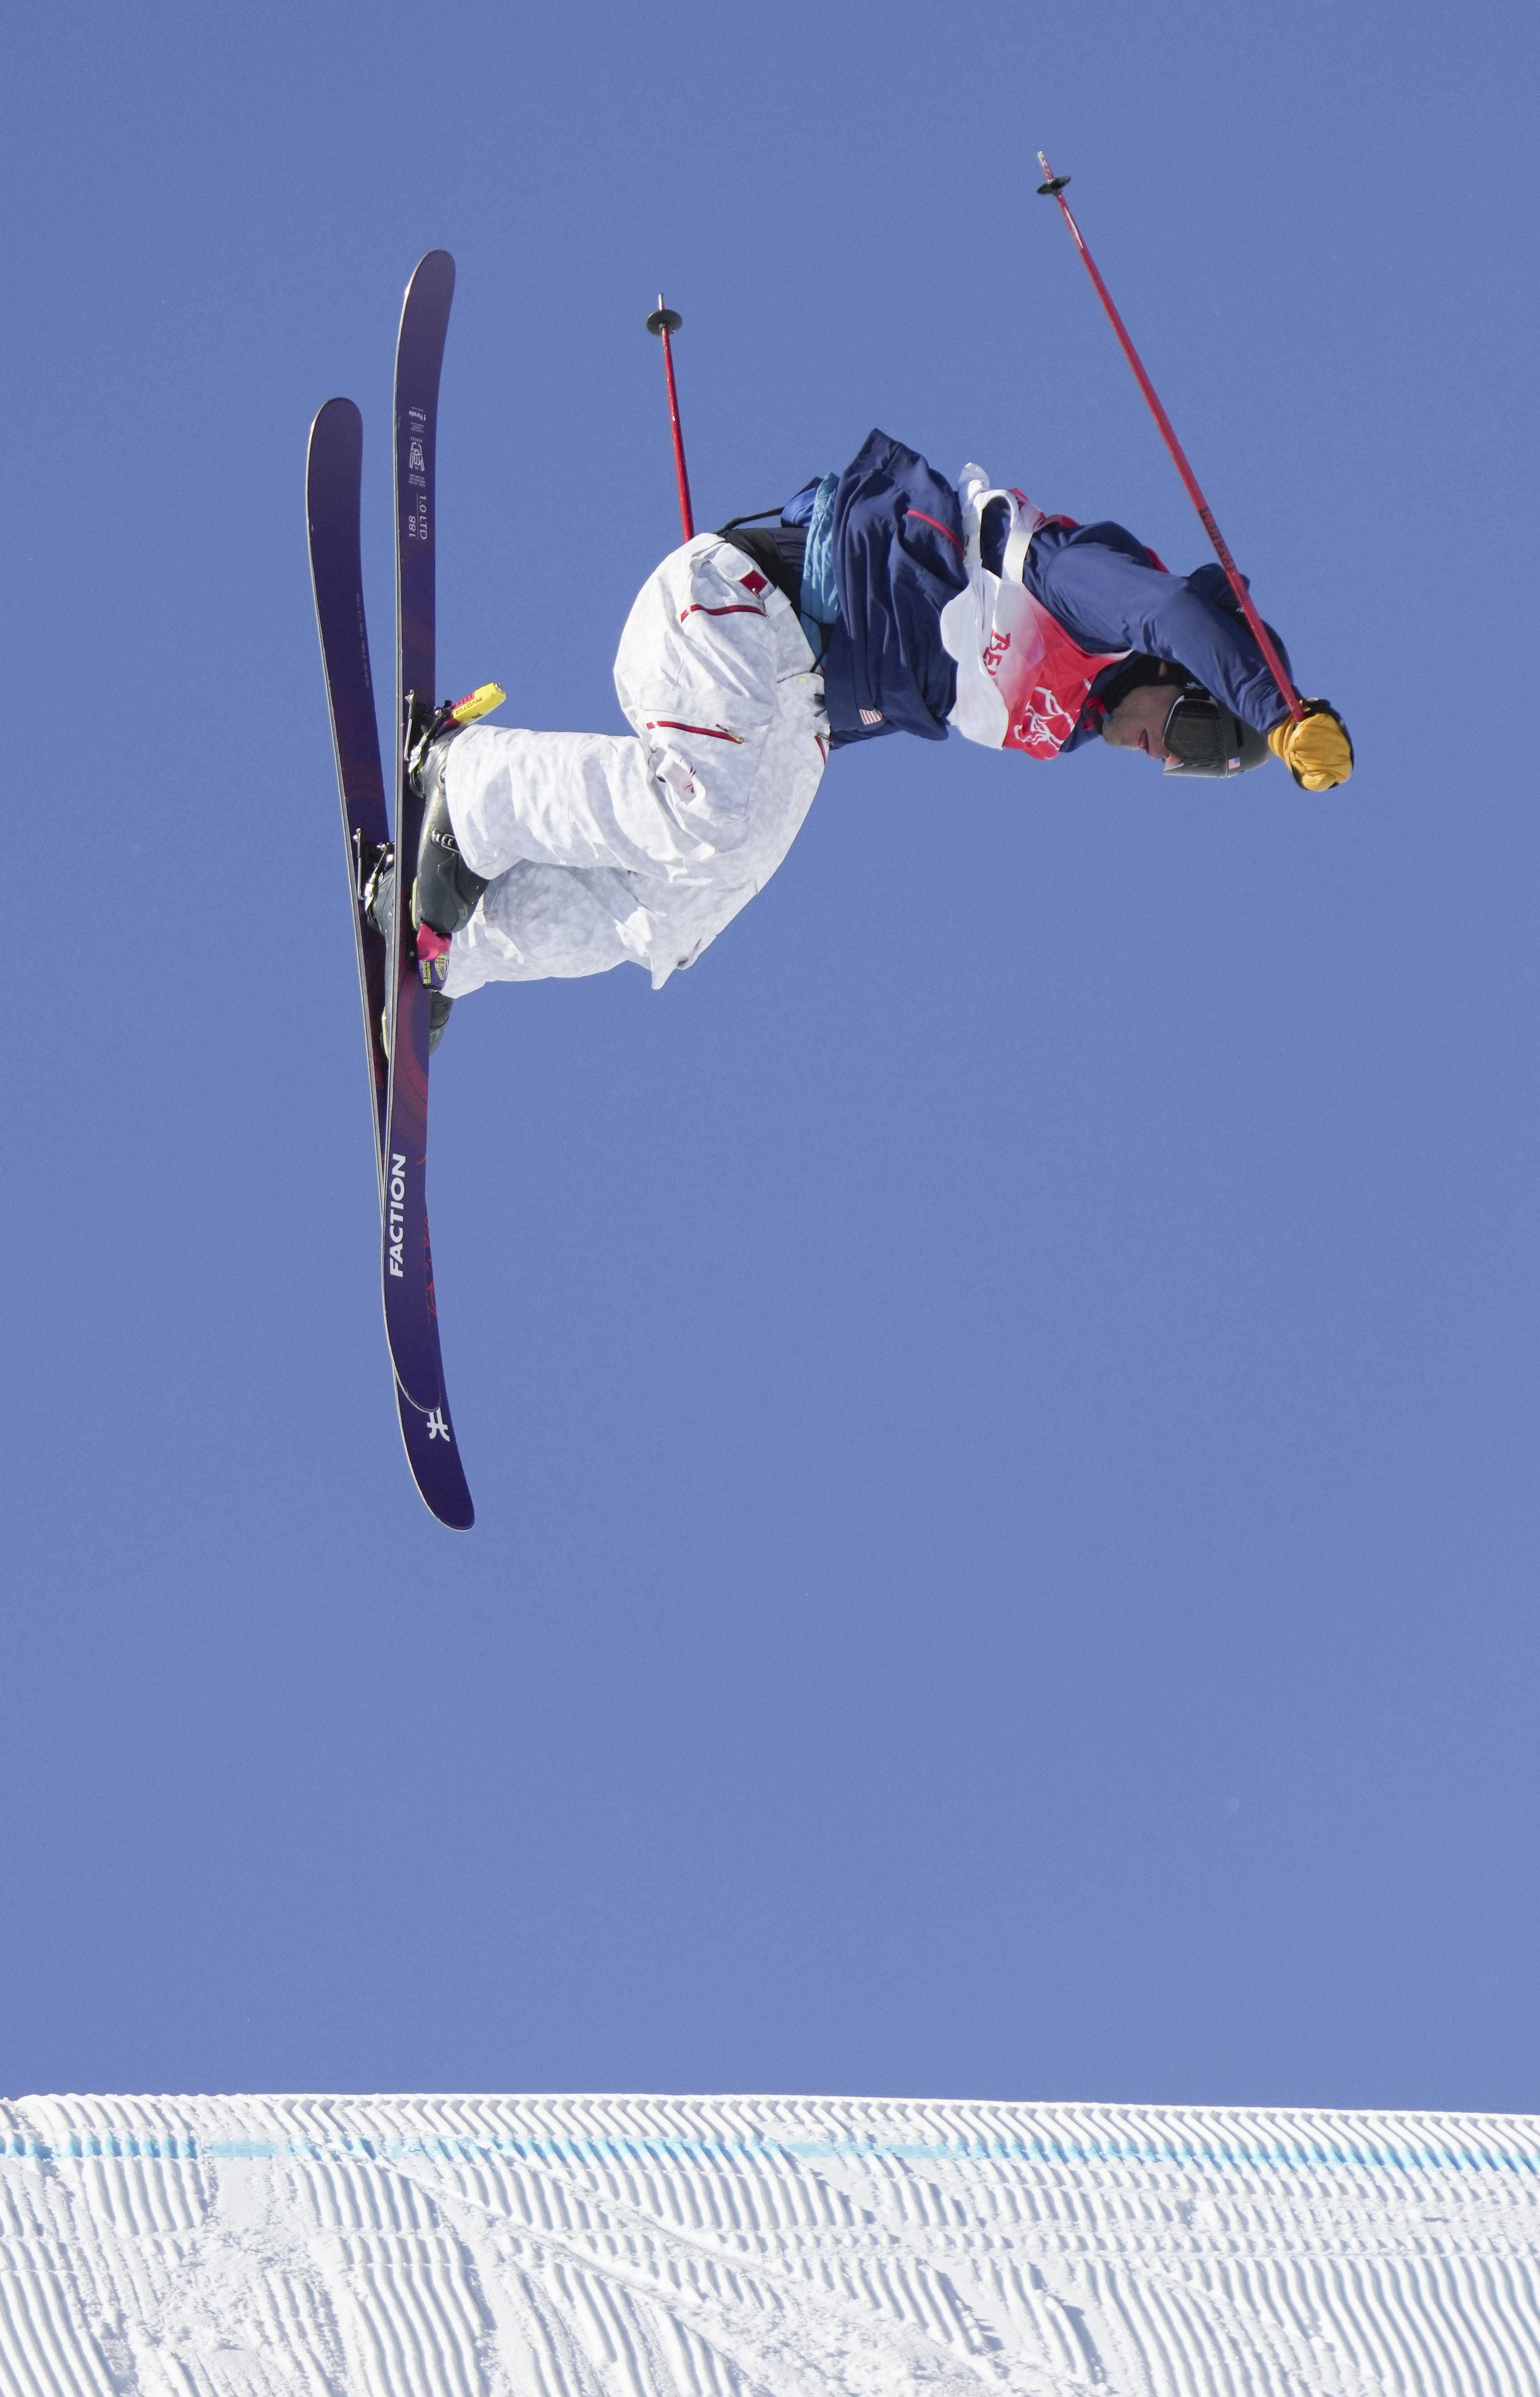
[1102,682,1180,763]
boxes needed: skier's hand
[1267,701,1355,790]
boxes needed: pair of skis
[306,252,482,1529]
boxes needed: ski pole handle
[1036,155,1305,725]
[646,295,695,542]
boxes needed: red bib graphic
[941,473,1127,759]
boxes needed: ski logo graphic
[406,408,429,536]
[387,1151,406,1278]
[425,1408,452,1442]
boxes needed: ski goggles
[1162,689,1269,779]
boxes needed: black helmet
[1160,684,1270,779]
[1096,655,1270,780]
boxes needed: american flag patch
[860,707,884,726]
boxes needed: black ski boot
[406,705,490,942]
[361,843,455,1055]
[363,683,505,1059]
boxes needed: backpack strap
[715,520,807,614]
[955,465,1049,584]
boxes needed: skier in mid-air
[311,187,1358,1529]
[377,427,1354,1039]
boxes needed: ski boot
[366,683,504,1059]
[405,681,506,946]
[360,842,454,1056]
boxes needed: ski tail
[396,1374,475,1531]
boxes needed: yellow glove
[1267,701,1354,790]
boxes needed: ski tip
[310,395,362,433]
[307,397,364,476]
[407,247,456,293]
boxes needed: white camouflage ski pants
[440,537,831,995]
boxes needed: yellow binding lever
[446,681,506,726]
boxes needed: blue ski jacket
[817,430,1293,753]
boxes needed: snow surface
[2,2093,1539,2397]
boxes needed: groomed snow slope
[2,2095,1539,2397]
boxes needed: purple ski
[382,256,459,1412]
[307,323,474,1530]
[306,400,391,1168]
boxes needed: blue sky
[3,0,1537,2113]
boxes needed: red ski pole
[1036,154,1304,725]
[645,294,695,541]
